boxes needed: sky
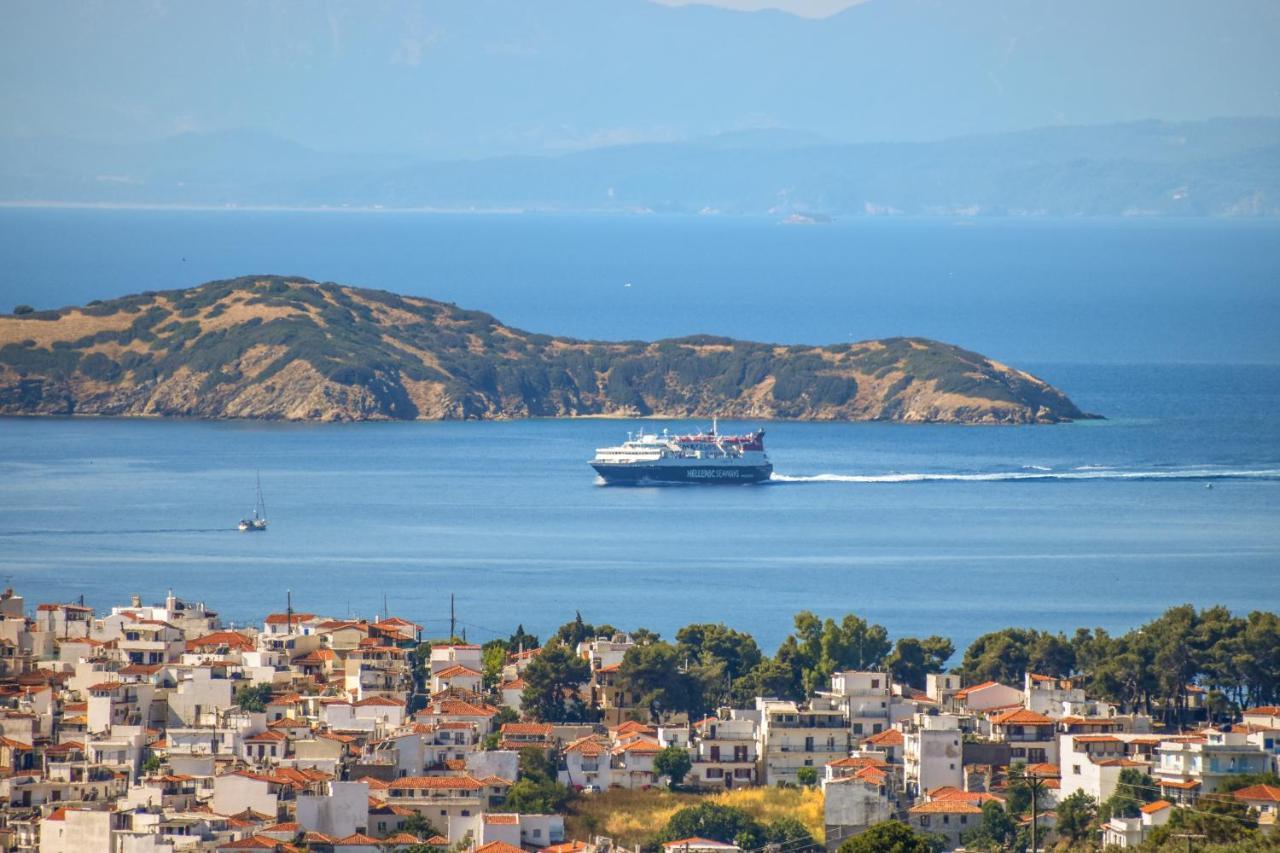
[2,0,1278,159]
[650,0,869,17]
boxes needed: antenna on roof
[286,590,293,635]
[450,594,456,641]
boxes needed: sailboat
[238,472,268,532]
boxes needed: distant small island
[0,276,1096,424]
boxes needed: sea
[1,209,1278,656]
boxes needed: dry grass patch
[565,786,824,848]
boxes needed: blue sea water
[0,211,1278,655]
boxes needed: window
[853,723,863,735]
[943,816,950,825]
[919,816,930,827]
[1073,765,1082,775]
[707,768,724,779]
[735,768,752,779]
[871,679,879,689]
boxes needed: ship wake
[769,466,1280,484]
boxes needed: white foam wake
[769,467,1280,484]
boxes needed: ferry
[590,419,772,485]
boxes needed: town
[0,588,1276,852]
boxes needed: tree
[505,746,573,813]
[885,636,954,690]
[1099,768,1158,820]
[1054,790,1097,846]
[482,639,508,689]
[961,801,1017,851]
[653,746,693,787]
[1004,763,1032,816]
[400,812,442,839]
[507,624,539,653]
[778,611,892,697]
[504,777,572,813]
[836,820,939,853]
[618,642,699,721]
[520,641,591,722]
[765,817,815,849]
[13,305,33,315]
[796,766,818,787]
[234,683,273,712]
[676,624,763,683]
[553,613,616,648]
[1147,805,1258,847]
[659,803,764,849]
[141,754,163,774]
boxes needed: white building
[902,713,963,796]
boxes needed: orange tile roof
[1160,779,1201,790]
[475,843,525,853]
[864,728,904,746]
[334,833,381,846]
[484,814,519,824]
[264,613,316,625]
[501,722,553,737]
[1141,799,1174,814]
[827,755,888,769]
[953,680,999,699]
[389,775,483,790]
[990,708,1053,726]
[1234,784,1280,803]
[435,664,482,678]
[910,800,984,814]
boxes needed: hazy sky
[650,0,868,18]
[2,0,1278,157]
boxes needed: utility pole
[286,589,293,634]
[449,594,456,640]
[1016,769,1060,853]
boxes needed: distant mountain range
[0,276,1093,423]
[5,0,1279,156]
[2,119,1277,217]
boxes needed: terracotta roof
[187,631,256,652]
[1074,735,1121,743]
[564,735,608,756]
[953,680,1000,699]
[422,698,496,717]
[990,708,1054,726]
[501,678,526,690]
[435,664,482,678]
[501,722,553,737]
[1141,799,1174,814]
[354,695,405,707]
[265,613,316,625]
[46,807,69,821]
[828,755,888,769]
[475,842,525,853]
[389,775,483,790]
[484,814,520,824]
[541,843,589,853]
[1244,706,1280,715]
[1234,784,1280,803]
[383,833,424,844]
[245,730,287,743]
[334,833,382,846]
[910,800,984,815]
[1160,779,1202,790]
[864,728,904,746]
[661,839,739,850]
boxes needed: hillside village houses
[0,587,1275,851]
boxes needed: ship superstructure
[590,420,772,484]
